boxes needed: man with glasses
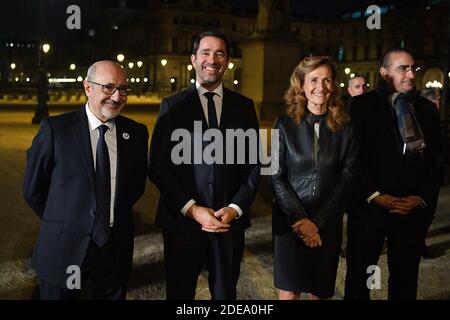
[24,60,149,299]
[344,49,442,300]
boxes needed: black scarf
[376,79,426,154]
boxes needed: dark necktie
[204,92,218,129]
[92,124,111,247]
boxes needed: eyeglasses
[388,64,421,74]
[87,80,131,96]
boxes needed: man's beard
[386,75,415,92]
[101,105,121,120]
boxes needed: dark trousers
[162,229,245,300]
[345,205,426,300]
[344,214,369,300]
[39,238,127,300]
[422,189,439,252]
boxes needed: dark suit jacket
[349,89,442,216]
[23,107,149,287]
[148,85,260,232]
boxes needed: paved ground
[0,106,449,300]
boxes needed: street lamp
[128,62,134,69]
[170,77,177,92]
[160,59,168,93]
[10,63,16,70]
[117,54,125,63]
[69,63,76,70]
[137,61,143,68]
[42,43,50,53]
[228,62,234,69]
[344,67,351,75]
[32,42,51,124]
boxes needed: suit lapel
[187,86,208,127]
[73,108,95,188]
[114,115,129,208]
[220,87,233,130]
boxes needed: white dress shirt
[367,191,381,203]
[85,104,117,226]
[196,82,223,127]
[180,82,243,219]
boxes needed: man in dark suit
[149,30,260,300]
[419,88,447,258]
[344,49,442,300]
[23,60,149,300]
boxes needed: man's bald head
[86,60,127,83]
[83,60,129,122]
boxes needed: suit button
[90,210,95,216]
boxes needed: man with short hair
[347,76,367,97]
[341,74,368,259]
[149,30,260,300]
[419,89,447,258]
[24,60,149,299]
[344,49,442,300]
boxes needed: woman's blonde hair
[284,56,349,132]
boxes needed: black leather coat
[271,113,359,232]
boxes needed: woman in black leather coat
[271,56,359,300]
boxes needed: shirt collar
[85,103,115,132]
[196,81,223,98]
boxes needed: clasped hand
[373,194,424,214]
[187,204,237,233]
[291,218,323,248]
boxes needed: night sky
[1,0,400,40]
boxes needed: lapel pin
[122,132,130,140]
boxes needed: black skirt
[273,216,343,298]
